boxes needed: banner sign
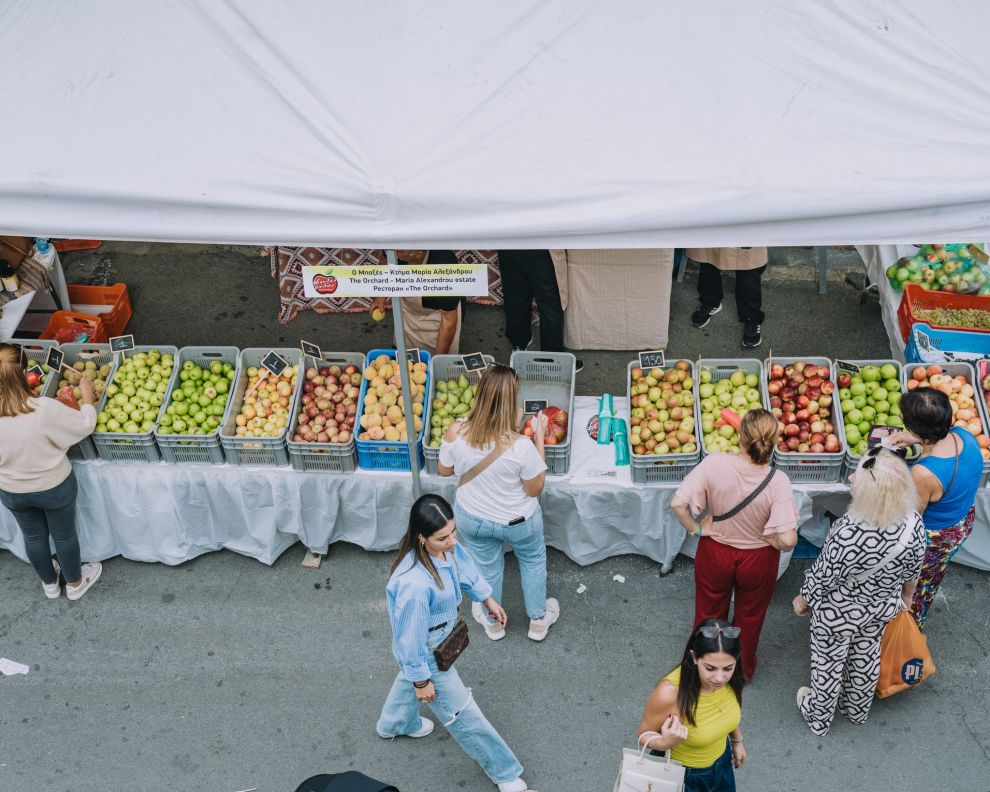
[302,263,488,299]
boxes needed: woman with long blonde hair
[438,364,558,643]
[0,343,102,600]
[792,447,926,735]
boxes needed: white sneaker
[498,778,535,792]
[796,686,812,710]
[377,716,434,739]
[527,598,560,641]
[43,560,61,600]
[472,600,506,641]
[66,562,102,601]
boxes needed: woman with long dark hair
[636,619,746,792]
[376,494,537,792]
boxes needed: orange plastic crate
[39,311,108,344]
[67,283,131,338]
[53,239,102,253]
[896,284,990,342]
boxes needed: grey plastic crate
[285,352,364,473]
[423,353,497,475]
[765,357,845,483]
[56,343,117,461]
[833,359,902,483]
[93,345,178,463]
[626,359,700,484]
[509,351,576,475]
[219,348,302,467]
[696,358,765,457]
[155,346,239,465]
[12,338,60,398]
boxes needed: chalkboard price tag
[638,349,666,369]
[109,334,135,353]
[405,348,421,364]
[914,329,932,354]
[26,364,44,379]
[835,360,861,374]
[461,352,488,374]
[867,424,899,447]
[261,351,289,377]
[524,399,548,414]
[300,340,322,361]
[46,346,64,372]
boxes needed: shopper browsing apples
[0,343,103,601]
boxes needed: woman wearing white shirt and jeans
[438,364,560,642]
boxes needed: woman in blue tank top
[893,388,982,629]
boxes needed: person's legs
[837,614,887,725]
[733,266,766,323]
[799,617,852,736]
[730,544,780,680]
[521,251,565,352]
[693,537,735,627]
[0,489,59,585]
[454,503,506,614]
[40,472,82,583]
[497,251,536,349]
[376,672,427,737]
[505,508,548,620]
[696,262,724,310]
[911,507,975,630]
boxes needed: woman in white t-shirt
[438,364,560,642]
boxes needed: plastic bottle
[612,419,630,466]
[33,238,56,272]
[597,393,613,445]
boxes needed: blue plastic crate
[905,322,990,363]
[792,536,822,560]
[355,348,431,472]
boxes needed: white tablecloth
[2,397,988,571]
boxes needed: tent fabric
[1,2,990,248]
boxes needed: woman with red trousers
[671,409,798,680]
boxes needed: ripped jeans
[376,624,524,785]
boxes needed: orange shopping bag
[876,610,936,698]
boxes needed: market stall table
[2,397,988,571]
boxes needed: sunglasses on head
[698,624,740,640]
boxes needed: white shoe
[472,600,506,641]
[66,562,102,601]
[498,779,535,792]
[796,686,812,710]
[527,598,560,641]
[43,560,61,600]
[377,716,434,739]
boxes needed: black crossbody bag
[713,467,777,522]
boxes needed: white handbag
[613,732,686,792]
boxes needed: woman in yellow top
[636,619,746,792]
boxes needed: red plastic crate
[39,311,108,344]
[67,283,131,338]
[897,284,990,342]
[53,239,102,253]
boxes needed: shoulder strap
[713,467,776,522]
[457,436,509,489]
[848,517,916,584]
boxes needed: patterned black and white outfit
[798,512,926,735]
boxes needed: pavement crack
[959,706,990,762]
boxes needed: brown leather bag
[433,619,470,671]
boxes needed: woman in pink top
[672,409,798,680]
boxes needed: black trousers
[498,250,564,351]
[697,262,766,323]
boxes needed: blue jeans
[684,741,735,792]
[454,502,547,620]
[0,471,81,584]
[376,623,524,785]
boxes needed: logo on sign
[901,658,924,685]
[313,275,338,295]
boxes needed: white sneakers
[497,778,536,792]
[796,686,812,709]
[527,598,560,642]
[66,562,102,602]
[472,601,506,641]
[377,716,434,739]
[43,560,62,600]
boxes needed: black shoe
[742,321,762,348]
[511,339,533,352]
[574,359,584,373]
[691,303,722,328]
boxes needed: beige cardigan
[685,247,768,271]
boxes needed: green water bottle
[612,418,630,466]
[597,393,613,445]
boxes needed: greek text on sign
[301,263,488,299]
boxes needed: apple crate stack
[423,354,496,476]
[697,359,767,459]
[54,343,114,460]
[833,360,903,484]
[285,352,364,473]
[509,351,577,476]
[626,359,701,484]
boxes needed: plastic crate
[696,359,766,457]
[93,346,178,462]
[626,359,701,484]
[509,351,577,476]
[286,352,364,473]
[765,357,845,483]
[219,348,302,467]
[67,283,132,338]
[155,346,240,465]
[355,349,431,471]
[834,359,902,468]
[904,322,990,363]
[56,343,116,461]
[12,338,60,399]
[422,353,497,475]
[896,284,990,342]
[38,310,108,344]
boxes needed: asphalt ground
[2,245,987,791]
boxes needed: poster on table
[301,262,488,299]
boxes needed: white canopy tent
[1,1,989,248]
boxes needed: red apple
[817,365,830,379]
[810,442,825,453]
[824,435,841,453]
[786,437,801,451]
[810,432,825,445]
[784,424,800,437]
[770,364,785,379]
[797,395,810,409]
[770,396,782,408]
[767,381,782,395]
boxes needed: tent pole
[387,249,422,499]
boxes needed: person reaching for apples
[671,409,798,681]
[438,364,560,643]
[0,343,103,601]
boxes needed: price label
[405,348,421,364]
[109,334,135,353]
[261,351,289,377]
[46,346,64,372]
[915,329,932,354]
[638,350,666,369]
[524,399,548,414]
[460,352,488,374]
[835,360,861,374]
[300,340,322,361]
[26,364,44,378]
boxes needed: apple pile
[292,363,361,444]
[357,354,426,442]
[629,361,696,455]
[699,368,763,453]
[907,365,990,461]
[428,374,475,448]
[766,361,842,454]
[522,406,569,445]
[98,349,175,435]
[157,359,234,436]
[59,358,113,403]
[837,364,903,455]
[23,355,57,397]
[231,364,299,438]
